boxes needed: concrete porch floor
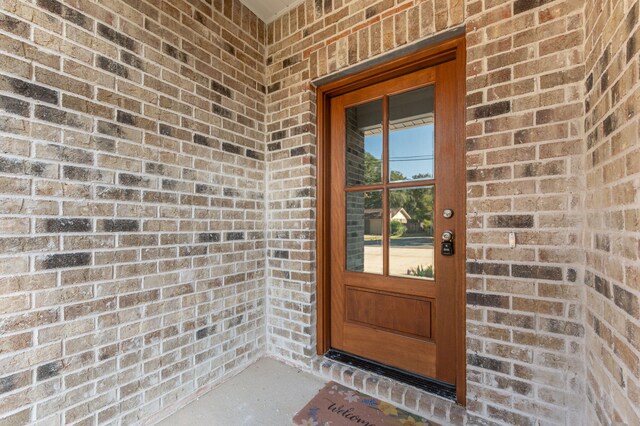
[154,358,327,426]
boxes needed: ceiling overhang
[241,0,303,23]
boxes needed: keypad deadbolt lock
[441,230,454,256]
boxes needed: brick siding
[584,0,640,424]
[0,0,639,425]
[266,0,617,425]
[0,0,267,424]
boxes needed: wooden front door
[329,59,462,384]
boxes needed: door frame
[315,35,467,405]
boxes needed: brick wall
[266,0,591,424]
[1,0,639,424]
[584,0,640,424]
[465,0,587,424]
[265,0,465,371]
[0,0,267,424]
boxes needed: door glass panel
[346,190,383,275]
[388,186,434,280]
[389,86,435,182]
[345,99,383,186]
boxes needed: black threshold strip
[325,349,457,401]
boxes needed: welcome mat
[293,381,438,426]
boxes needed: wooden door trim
[315,35,467,405]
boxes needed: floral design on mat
[293,382,438,426]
